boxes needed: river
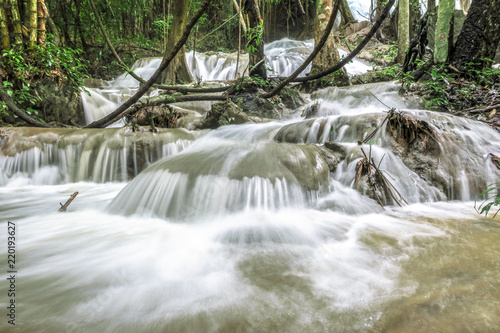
[0,39,499,332]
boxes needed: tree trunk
[374,0,385,40]
[232,0,247,34]
[452,0,500,69]
[409,0,420,40]
[339,0,356,26]
[311,0,348,84]
[22,0,28,26]
[28,0,37,47]
[36,0,45,46]
[427,0,435,11]
[9,0,23,50]
[74,0,88,52]
[460,0,470,14]
[40,1,56,46]
[0,0,10,51]
[433,0,454,63]
[245,0,266,79]
[161,0,192,84]
[397,0,409,63]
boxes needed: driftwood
[59,192,79,212]
[387,111,438,151]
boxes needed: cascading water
[1,45,500,332]
[0,127,195,185]
[81,38,372,125]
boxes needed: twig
[59,192,79,212]
[467,104,499,114]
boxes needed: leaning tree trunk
[452,0,500,70]
[161,0,193,84]
[245,0,266,79]
[311,0,348,84]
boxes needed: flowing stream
[1,40,500,332]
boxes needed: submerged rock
[108,141,336,219]
[200,100,259,129]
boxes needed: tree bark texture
[9,0,23,49]
[36,0,46,46]
[28,0,36,47]
[162,0,193,84]
[452,0,500,69]
[311,0,348,84]
[397,0,409,63]
[245,0,266,79]
[0,0,10,50]
[433,0,454,63]
[339,0,356,26]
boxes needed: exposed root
[491,153,500,170]
[387,111,438,152]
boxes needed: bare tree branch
[291,0,395,83]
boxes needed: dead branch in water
[59,192,79,212]
[355,147,408,207]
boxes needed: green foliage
[236,75,271,91]
[153,14,173,32]
[411,61,500,111]
[246,19,264,54]
[371,42,398,63]
[3,39,88,92]
[219,114,235,126]
[1,37,88,120]
[380,64,399,79]
[475,182,500,218]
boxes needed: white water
[2,51,500,332]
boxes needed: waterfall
[81,38,372,125]
[0,128,195,185]
[2,99,500,333]
[2,39,500,332]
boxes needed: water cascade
[0,127,195,185]
[81,38,372,125]
[1,44,500,332]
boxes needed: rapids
[1,43,500,332]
